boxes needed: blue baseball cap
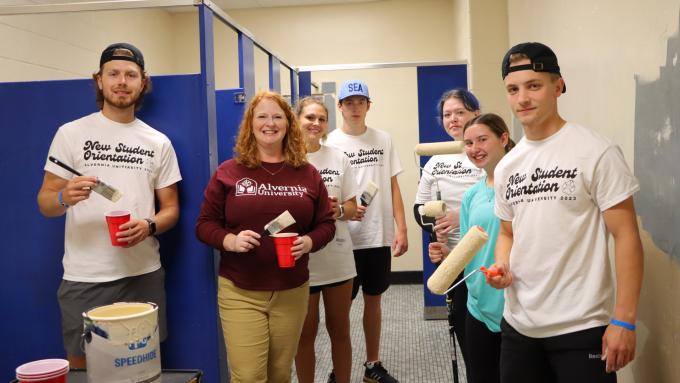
[338,80,370,101]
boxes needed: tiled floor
[291,284,467,383]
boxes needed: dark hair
[437,88,481,126]
[463,113,516,153]
[91,70,152,112]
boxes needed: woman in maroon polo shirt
[196,91,336,383]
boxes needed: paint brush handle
[443,268,478,295]
[48,156,83,177]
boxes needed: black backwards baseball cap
[501,42,565,93]
[100,43,145,71]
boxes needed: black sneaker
[363,361,399,383]
[327,371,336,383]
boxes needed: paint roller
[416,201,448,234]
[414,141,465,156]
[421,200,447,218]
[427,225,489,295]
[413,141,464,232]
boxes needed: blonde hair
[233,91,307,168]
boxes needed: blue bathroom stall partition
[215,88,246,163]
[416,64,468,317]
[0,74,221,382]
[0,78,98,380]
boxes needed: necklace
[484,176,494,203]
[260,162,286,176]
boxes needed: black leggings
[500,319,617,383]
[464,311,501,383]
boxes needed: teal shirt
[459,178,504,332]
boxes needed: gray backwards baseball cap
[100,43,145,71]
[501,42,565,93]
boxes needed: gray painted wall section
[634,11,680,263]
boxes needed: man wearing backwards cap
[37,43,182,368]
[487,42,643,381]
[326,80,408,383]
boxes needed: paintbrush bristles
[360,181,379,207]
[275,210,295,229]
[264,210,296,236]
[92,180,123,202]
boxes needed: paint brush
[48,156,123,202]
[262,210,296,236]
[360,181,379,207]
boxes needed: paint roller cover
[423,200,447,217]
[414,141,465,156]
[426,225,489,295]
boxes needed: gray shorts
[57,267,167,357]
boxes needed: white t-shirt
[306,145,359,285]
[494,123,639,337]
[415,153,484,248]
[326,127,403,249]
[44,112,182,282]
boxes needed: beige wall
[507,0,680,381]
[0,8,181,82]
[228,0,460,66]
[468,0,510,122]
[451,0,471,60]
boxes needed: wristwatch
[144,218,157,236]
[338,204,345,219]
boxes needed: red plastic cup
[16,359,69,383]
[105,210,131,246]
[271,233,298,268]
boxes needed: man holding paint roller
[37,43,181,369]
[326,79,408,383]
[489,42,643,382]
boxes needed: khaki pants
[218,277,309,383]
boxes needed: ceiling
[0,0,379,10]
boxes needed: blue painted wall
[415,64,468,311]
[0,75,221,382]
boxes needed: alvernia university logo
[235,178,257,196]
[235,178,308,198]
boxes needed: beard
[102,88,141,110]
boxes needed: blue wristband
[611,319,635,331]
[57,190,69,208]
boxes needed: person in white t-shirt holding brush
[37,43,182,369]
[326,80,408,383]
[295,96,359,383]
[489,42,643,382]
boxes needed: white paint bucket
[83,302,161,383]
